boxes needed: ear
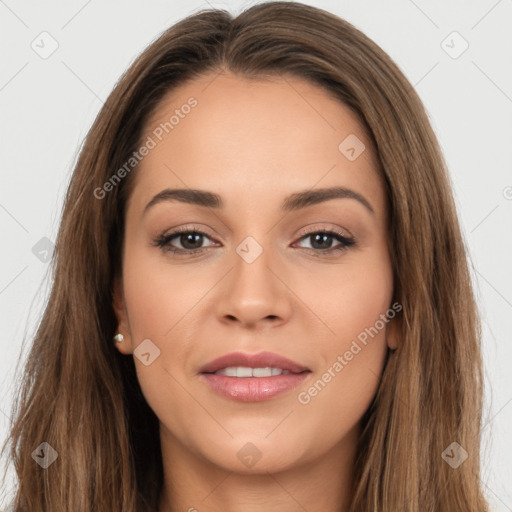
[385,311,401,351]
[112,277,133,355]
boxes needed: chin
[202,435,311,475]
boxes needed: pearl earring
[113,333,124,344]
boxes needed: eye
[153,226,217,255]
[294,228,356,254]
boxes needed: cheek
[293,342,386,461]
[302,250,394,350]
[294,251,393,416]
[121,244,206,340]
[120,247,209,426]
[295,268,393,447]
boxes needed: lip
[198,351,310,374]
[199,351,311,402]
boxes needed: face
[113,71,398,475]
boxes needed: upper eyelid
[163,225,350,238]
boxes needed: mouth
[199,350,310,374]
[199,351,311,402]
[207,366,300,377]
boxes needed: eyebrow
[143,186,375,215]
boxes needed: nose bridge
[216,233,291,325]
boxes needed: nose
[215,244,292,329]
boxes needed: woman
[1,2,489,510]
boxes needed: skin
[113,70,399,512]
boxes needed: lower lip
[200,372,311,402]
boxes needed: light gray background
[0,0,511,509]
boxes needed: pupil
[182,233,203,249]
[312,233,332,249]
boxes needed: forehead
[129,71,386,219]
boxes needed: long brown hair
[1,2,489,510]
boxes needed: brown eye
[174,232,205,250]
[154,228,217,254]
[295,229,356,254]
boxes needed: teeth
[213,366,292,377]
[237,367,253,377]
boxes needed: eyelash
[153,225,357,257]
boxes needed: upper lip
[199,351,310,374]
